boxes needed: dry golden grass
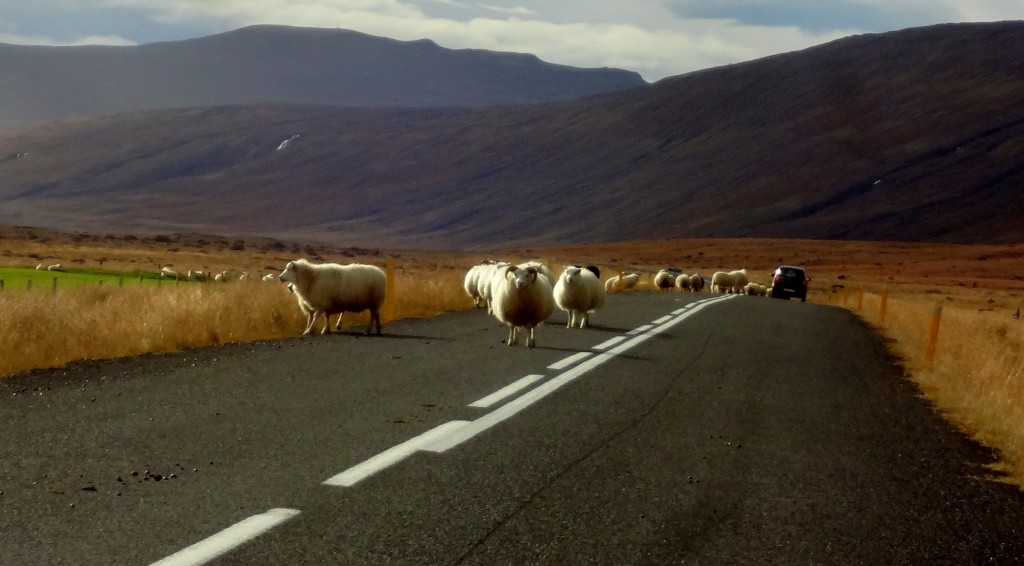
[827,287,1024,487]
[2,230,1024,490]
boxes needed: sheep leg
[581,312,589,328]
[321,312,332,335]
[334,312,345,331]
[506,325,518,347]
[368,308,381,335]
[302,310,319,336]
[526,327,536,349]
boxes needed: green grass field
[0,267,189,291]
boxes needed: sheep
[518,260,554,285]
[238,272,249,281]
[605,273,640,292]
[463,260,497,308]
[689,273,705,292]
[584,265,601,279]
[711,269,749,294]
[675,273,691,291]
[46,264,64,272]
[490,265,555,348]
[278,258,386,336]
[214,270,229,282]
[160,267,180,279]
[188,269,207,281]
[35,264,45,270]
[478,261,511,314]
[262,273,278,282]
[553,265,607,328]
[748,283,769,296]
[653,269,677,292]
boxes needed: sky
[1,0,1023,82]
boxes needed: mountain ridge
[0,24,646,130]
[1,21,1022,248]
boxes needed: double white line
[150,294,734,565]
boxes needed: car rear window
[781,269,804,278]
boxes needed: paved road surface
[2,292,1023,565]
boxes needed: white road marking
[652,315,673,324]
[149,508,300,566]
[592,336,627,351]
[324,295,736,485]
[323,421,469,487]
[469,374,545,408]
[547,351,594,370]
[427,294,736,453]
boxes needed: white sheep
[605,273,640,292]
[262,273,278,282]
[188,269,207,281]
[711,269,749,294]
[160,267,180,279]
[463,261,497,308]
[689,273,705,292]
[35,264,45,270]
[490,265,555,348]
[652,269,679,291]
[518,260,555,286]
[278,258,386,336]
[478,261,511,314]
[553,266,607,328]
[675,273,691,291]
[743,282,768,296]
[214,270,229,282]
[238,272,249,281]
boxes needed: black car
[770,265,810,301]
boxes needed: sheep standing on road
[675,273,691,291]
[464,260,498,308]
[490,265,555,348]
[553,266,606,328]
[689,273,705,292]
[278,258,386,336]
[711,269,749,294]
[654,269,677,292]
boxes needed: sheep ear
[505,265,517,280]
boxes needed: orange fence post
[857,288,864,310]
[879,287,889,324]
[924,306,942,366]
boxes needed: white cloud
[0,31,136,46]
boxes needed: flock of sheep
[188,258,774,345]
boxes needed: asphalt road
[2,291,1023,565]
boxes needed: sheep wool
[278,258,386,336]
[554,266,607,328]
[491,265,555,348]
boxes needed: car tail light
[773,275,781,285]
[802,279,810,286]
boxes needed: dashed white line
[323,421,469,487]
[626,324,653,335]
[149,508,300,566]
[592,336,627,351]
[652,315,673,324]
[469,374,545,408]
[547,351,594,370]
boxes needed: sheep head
[514,266,538,289]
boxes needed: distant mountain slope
[0,25,646,129]
[0,22,1022,247]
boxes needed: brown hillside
[0,22,1022,248]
